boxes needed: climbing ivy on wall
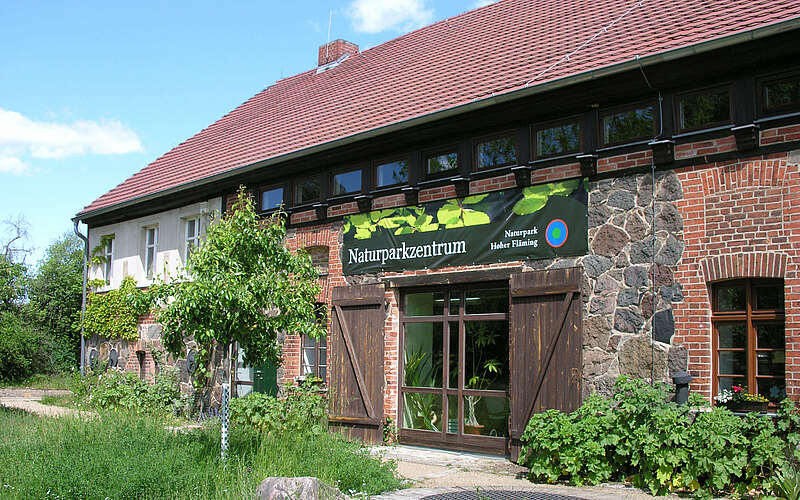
[84,276,154,342]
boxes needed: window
[331,169,362,196]
[260,186,283,211]
[676,87,731,132]
[426,150,459,176]
[185,217,201,260]
[600,105,655,146]
[144,226,158,278]
[375,159,408,188]
[762,73,800,115]
[475,134,517,170]
[301,305,327,382]
[712,279,785,403]
[294,178,321,205]
[102,236,114,284]
[534,119,582,158]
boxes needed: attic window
[534,119,582,159]
[426,150,459,176]
[676,86,731,132]
[295,178,321,205]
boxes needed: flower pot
[464,424,484,435]
[723,400,769,412]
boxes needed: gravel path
[0,389,92,418]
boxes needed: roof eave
[75,16,800,223]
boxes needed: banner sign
[341,179,588,275]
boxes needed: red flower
[732,385,743,393]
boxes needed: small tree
[157,188,325,386]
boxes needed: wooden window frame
[102,235,114,284]
[144,226,158,278]
[423,146,460,179]
[711,279,785,404]
[329,166,364,198]
[674,84,733,134]
[300,303,328,382]
[531,115,583,160]
[373,156,410,189]
[184,216,201,261]
[258,183,285,213]
[597,101,658,147]
[473,131,518,171]
[757,69,800,117]
[293,175,322,207]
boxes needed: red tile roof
[80,0,800,216]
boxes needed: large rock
[668,345,688,377]
[629,235,661,264]
[614,308,644,333]
[624,265,648,288]
[656,235,684,266]
[589,204,612,229]
[594,273,620,294]
[656,171,683,201]
[256,477,348,500]
[607,190,636,210]
[655,203,683,233]
[590,295,615,315]
[625,213,649,241]
[583,349,616,378]
[583,255,612,278]
[617,287,639,307]
[653,309,675,344]
[591,224,628,257]
[618,335,668,380]
[584,315,611,349]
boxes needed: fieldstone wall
[524,171,688,397]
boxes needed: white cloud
[348,0,434,34]
[0,108,142,174]
[471,0,497,8]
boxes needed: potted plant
[714,385,769,412]
[463,323,502,435]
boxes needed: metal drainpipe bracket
[648,139,675,166]
[354,194,373,213]
[731,123,760,152]
[451,176,470,198]
[313,202,328,221]
[510,165,532,187]
[576,153,598,178]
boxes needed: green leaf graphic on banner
[437,199,491,228]
[513,179,580,215]
[342,220,351,234]
[462,194,488,205]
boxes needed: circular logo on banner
[545,219,568,248]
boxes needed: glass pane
[404,322,443,388]
[302,335,317,349]
[757,350,785,376]
[536,122,581,157]
[447,395,458,434]
[405,292,445,316]
[332,170,362,195]
[476,136,517,169]
[717,323,746,348]
[464,288,508,314]
[427,152,458,174]
[318,366,326,382]
[186,219,196,239]
[718,350,746,375]
[718,376,747,392]
[602,106,654,145]
[449,294,460,315]
[756,323,784,349]
[146,228,155,246]
[679,89,730,130]
[757,377,786,402]
[295,179,320,204]
[465,321,509,391]
[146,247,155,275]
[755,286,784,311]
[765,78,800,111]
[261,188,283,210]
[236,384,253,398]
[463,396,509,437]
[448,321,459,389]
[375,160,408,187]
[302,347,316,369]
[319,336,326,348]
[716,285,745,312]
[402,392,442,432]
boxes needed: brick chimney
[318,39,359,66]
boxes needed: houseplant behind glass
[464,323,502,435]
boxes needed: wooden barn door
[328,284,385,444]
[509,268,583,461]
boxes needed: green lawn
[0,372,74,390]
[0,407,403,499]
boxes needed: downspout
[73,219,89,377]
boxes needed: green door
[253,360,278,396]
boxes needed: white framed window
[144,226,158,278]
[102,236,114,283]
[185,217,201,261]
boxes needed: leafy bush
[520,376,797,499]
[83,276,154,342]
[71,366,184,415]
[0,312,50,382]
[229,378,327,436]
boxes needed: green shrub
[229,378,327,436]
[0,312,50,382]
[71,366,184,415]
[520,376,796,499]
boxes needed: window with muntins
[185,217,201,260]
[712,279,786,403]
[331,169,362,196]
[145,227,158,278]
[300,305,327,382]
